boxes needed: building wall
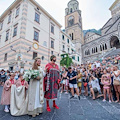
[60,31,81,65]
[110,0,120,22]
[60,31,74,54]
[82,0,120,63]
[82,29,119,63]
[0,0,61,71]
[84,32,101,43]
[0,1,23,48]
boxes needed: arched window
[72,33,74,40]
[89,50,90,55]
[68,16,74,27]
[86,51,88,55]
[94,48,95,53]
[105,43,107,50]
[92,48,94,54]
[100,45,102,51]
[70,8,73,13]
[96,47,98,52]
[88,50,90,55]
[103,44,104,50]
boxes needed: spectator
[89,75,100,100]
[77,70,82,95]
[0,69,7,86]
[67,67,80,100]
[112,66,120,103]
[101,75,111,103]
[61,69,68,94]
[81,67,88,96]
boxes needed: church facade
[82,0,120,63]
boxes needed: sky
[0,0,115,30]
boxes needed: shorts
[69,83,77,88]
[78,82,82,87]
[60,80,63,84]
[93,88,98,93]
[63,80,66,84]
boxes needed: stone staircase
[98,47,116,59]
[104,48,120,58]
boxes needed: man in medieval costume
[28,57,46,117]
[44,55,61,112]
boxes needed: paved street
[0,86,120,120]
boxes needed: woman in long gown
[28,57,46,117]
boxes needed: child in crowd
[1,73,16,112]
[61,69,68,93]
[77,70,82,95]
[102,75,111,103]
[16,74,28,89]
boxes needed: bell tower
[65,0,84,53]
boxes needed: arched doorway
[110,36,120,49]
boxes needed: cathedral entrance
[110,36,120,49]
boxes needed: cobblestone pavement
[0,86,120,120]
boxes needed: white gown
[34,67,46,109]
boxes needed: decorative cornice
[109,0,120,10]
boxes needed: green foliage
[60,54,73,68]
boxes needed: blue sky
[0,0,115,30]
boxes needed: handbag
[57,79,61,84]
[113,79,120,85]
[84,82,88,87]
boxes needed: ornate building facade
[82,0,120,63]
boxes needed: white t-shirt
[91,64,95,69]
[91,78,100,91]
[96,62,100,68]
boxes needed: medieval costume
[44,55,61,112]
[1,78,16,112]
[28,58,45,117]
[16,78,28,89]
[10,85,28,116]
[10,78,29,116]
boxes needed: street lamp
[27,47,31,53]
[10,46,16,52]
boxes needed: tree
[60,54,73,68]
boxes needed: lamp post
[10,46,16,52]
[27,47,31,53]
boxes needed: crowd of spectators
[60,54,120,103]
